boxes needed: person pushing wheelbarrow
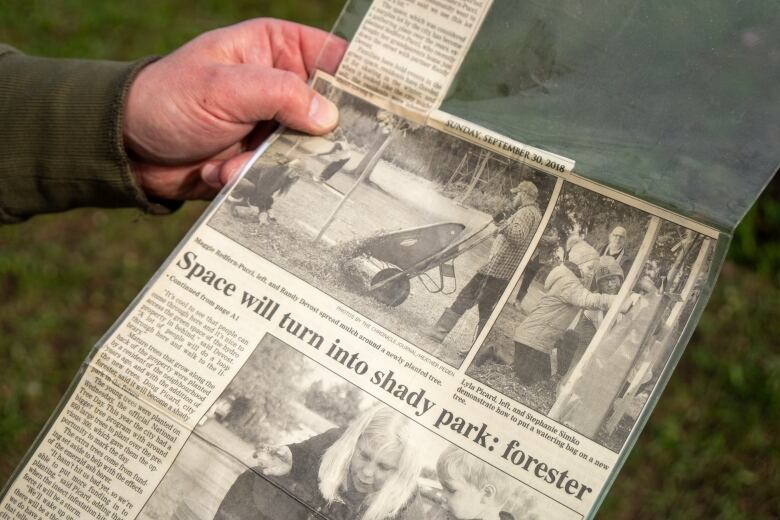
[426,181,542,351]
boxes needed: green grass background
[0,1,777,518]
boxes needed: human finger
[294,24,348,75]
[200,151,256,189]
[242,120,279,152]
[134,162,220,201]
[229,19,347,76]
[208,65,338,134]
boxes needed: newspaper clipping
[0,2,721,520]
[336,0,493,111]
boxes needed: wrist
[120,56,183,214]
[121,58,164,164]
[0,48,171,219]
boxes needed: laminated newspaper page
[0,69,722,520]
[1,2,728,520]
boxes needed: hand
[492,209,508,223]
[636,276,658,295]
[123,18,347,201]
[252,445,293,476]
[619,293,643,313]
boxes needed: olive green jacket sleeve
[0,44,175,224]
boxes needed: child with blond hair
[434,445,517,520]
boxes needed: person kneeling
[512,240,615,386]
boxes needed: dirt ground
[467,293,561,414]
[210,157,499,368]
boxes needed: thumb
[211,65,339,135]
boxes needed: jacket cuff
[0,46,178,223]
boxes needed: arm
[312,142,346,158]
[499,207,537,246]
[251,427,344,478]
[0,45,161,223]
[287,427,344,480]
[214,469,260,520]
[560,277,615,311]
[0,19,347,223]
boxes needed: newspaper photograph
[138,334,577,520]
[207,72,558,369]
[466,180,717,452]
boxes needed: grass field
[1,2,778,519]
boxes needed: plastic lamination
[328,0,779,232]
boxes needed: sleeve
[501,207,536,246]
[560,278,615,311]
[213,468,259,520]
[287,428,345,481]
[0,44,177,224]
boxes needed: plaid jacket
[479,202,542,279]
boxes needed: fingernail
[308,94,338,130]
[202,163,221,188]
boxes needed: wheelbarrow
[341,220,496,307]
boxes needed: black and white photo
[208,74,557,368]
[137,335,576,520]
[466,182,715,451]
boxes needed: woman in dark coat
[213,406,426,520]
